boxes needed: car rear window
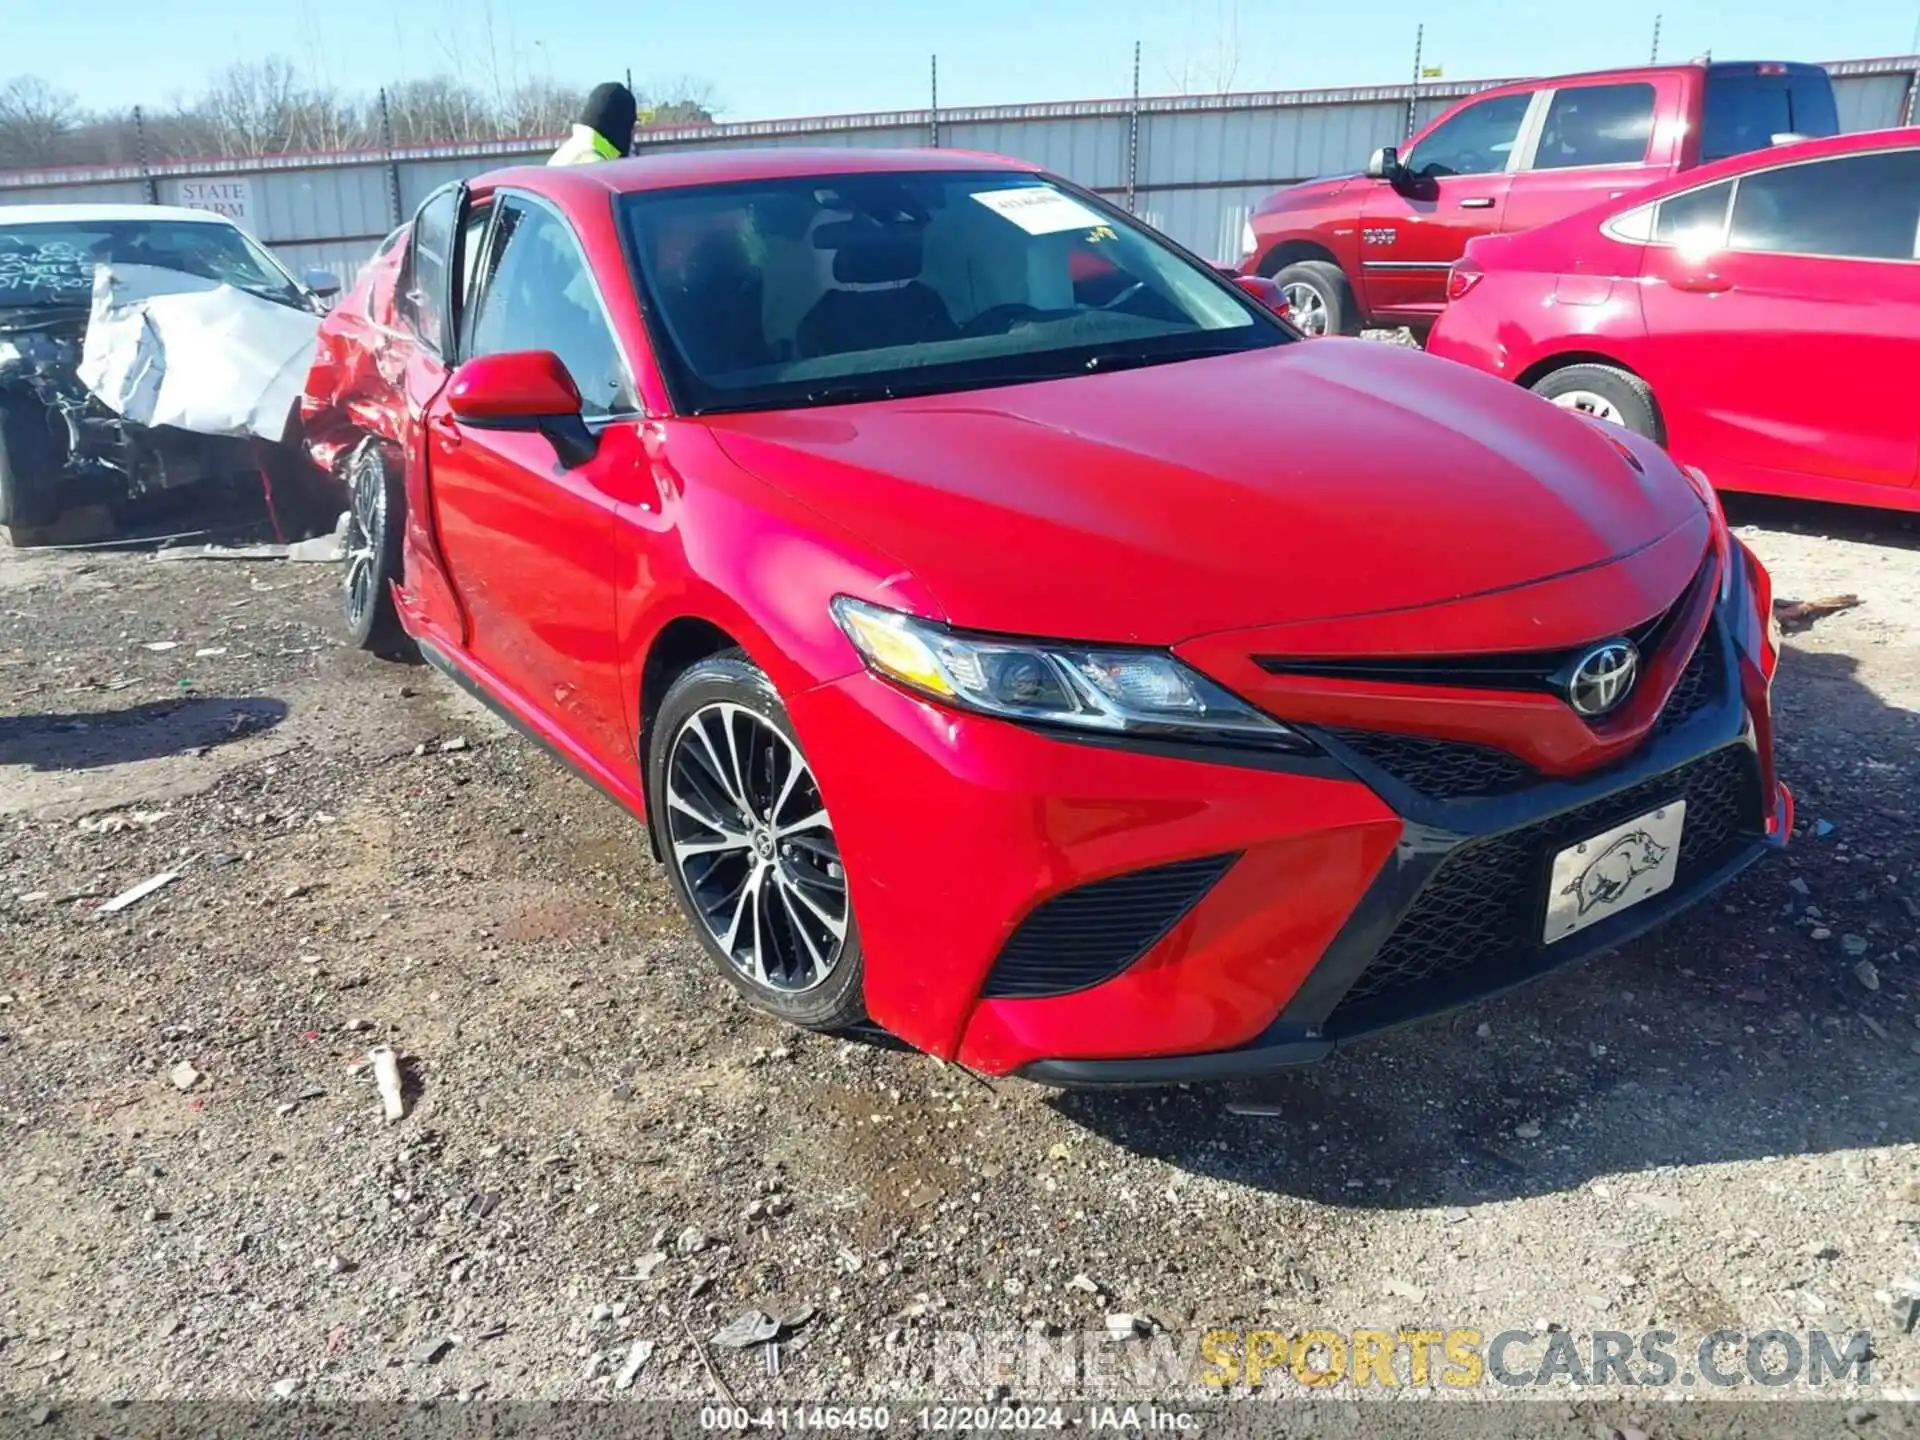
[1701,71,1839,162]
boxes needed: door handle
[1673,273,1733,294]
[1459,197,1496,209]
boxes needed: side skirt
[414,636,652,834]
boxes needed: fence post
[133,106,158,205]
[1406,24,1424,138]
[929,55,940,147]
[1905,67,1919,127]
[378,88,403,228]
[1126,40,1141,214]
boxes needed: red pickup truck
[1240,60,1839,337]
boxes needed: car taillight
[1446,259,1485,302]
[1755,63,1788,75]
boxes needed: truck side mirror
[1366,146,1402,181]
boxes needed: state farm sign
[174,179,254,231]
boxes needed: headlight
[832,597,1307,750]
[1240,217,1258,258]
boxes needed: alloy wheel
[1281,282,1328,336]
[1547,389,1627,426]
[665,702,848,993]
[343,446,385,630]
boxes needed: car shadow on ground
[0,697,289,772]
[1724,494,1920,553]
[1051,642,1919,1209]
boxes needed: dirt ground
[2,494,1918,1416]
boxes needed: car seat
[795,232,957,359]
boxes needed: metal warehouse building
[3,56,1915,278]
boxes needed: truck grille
[1324,744,1761,1031]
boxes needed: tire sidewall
[1531,366,1660,442]
[646,654,866,1030]
[1273,260,1357,337]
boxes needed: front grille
[1651,628,1721,736]
[1323,729,1536,800]
[1322,624,1727,802]
[1324,745,1761,1030]
[981,854,1238,999]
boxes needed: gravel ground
[2,494,1918,1415]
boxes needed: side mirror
[302,267,341,300]
[447,351,597,468]
[1231,274,1294,323]
[1365,145,1402,181]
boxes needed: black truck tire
[0,394,61,530]
[1271,259,1362,337]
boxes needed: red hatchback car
[1429,128,1920,513]
[302,148,1790,1084]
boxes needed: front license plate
[1542,800,1687,945]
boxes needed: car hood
[705,339,1705,647]
[1258,174,1360,214]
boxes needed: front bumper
[787,591,1786,1084]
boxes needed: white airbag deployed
[76,264,320,444]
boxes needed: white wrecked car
[0,203,338,530]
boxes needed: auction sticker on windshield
[972,187,1107,235]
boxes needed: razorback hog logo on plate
[1563,830,1670,915]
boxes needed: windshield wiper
[1082,344,1245,373]
[802,382,905,406]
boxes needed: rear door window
[1653,180,1734,245]
[1403,91,1536,178]
[1727,150,1920,260]
[1701,71,1840,162]
[401,186,459,353]
[1533,83,1656,169]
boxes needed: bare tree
[0,75,82,167]
[1163,0,1243,95]
[640,75,721,126]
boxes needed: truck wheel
[341,437,411,657]
[1272,260,1360,337]
[1529,364,1663,444]
[0,394,61,530]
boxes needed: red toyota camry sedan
[1429,129,1920,514]
[302,148,1790,1084]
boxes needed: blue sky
[12,0,1919,119]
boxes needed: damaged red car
[300,149,1790,1084]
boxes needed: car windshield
[621,170,1291,414]
[0,218,306,310]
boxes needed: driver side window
[466,198,637,419]
[1403,91,1535,178]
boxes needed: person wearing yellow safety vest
[548,83,639,166]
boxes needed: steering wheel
[959,303,1043,339]
[1445,150,1487,176]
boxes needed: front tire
[1271,259,1361,337]
[1529,363,1663,443]
[341,436,410,656]
[648,653,866,1032]
[0,394,61,530]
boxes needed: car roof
[1646,124,1920,193]
[0,202,241,227]
[472,146,1042,199]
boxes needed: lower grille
[981,854,1238,999]
[1325,745,1761,1030]
[1324,729,1535,799]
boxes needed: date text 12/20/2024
[699,1407,1194,1432]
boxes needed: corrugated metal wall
[3,59,1914,278]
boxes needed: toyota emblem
[1564,640,1640,718]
